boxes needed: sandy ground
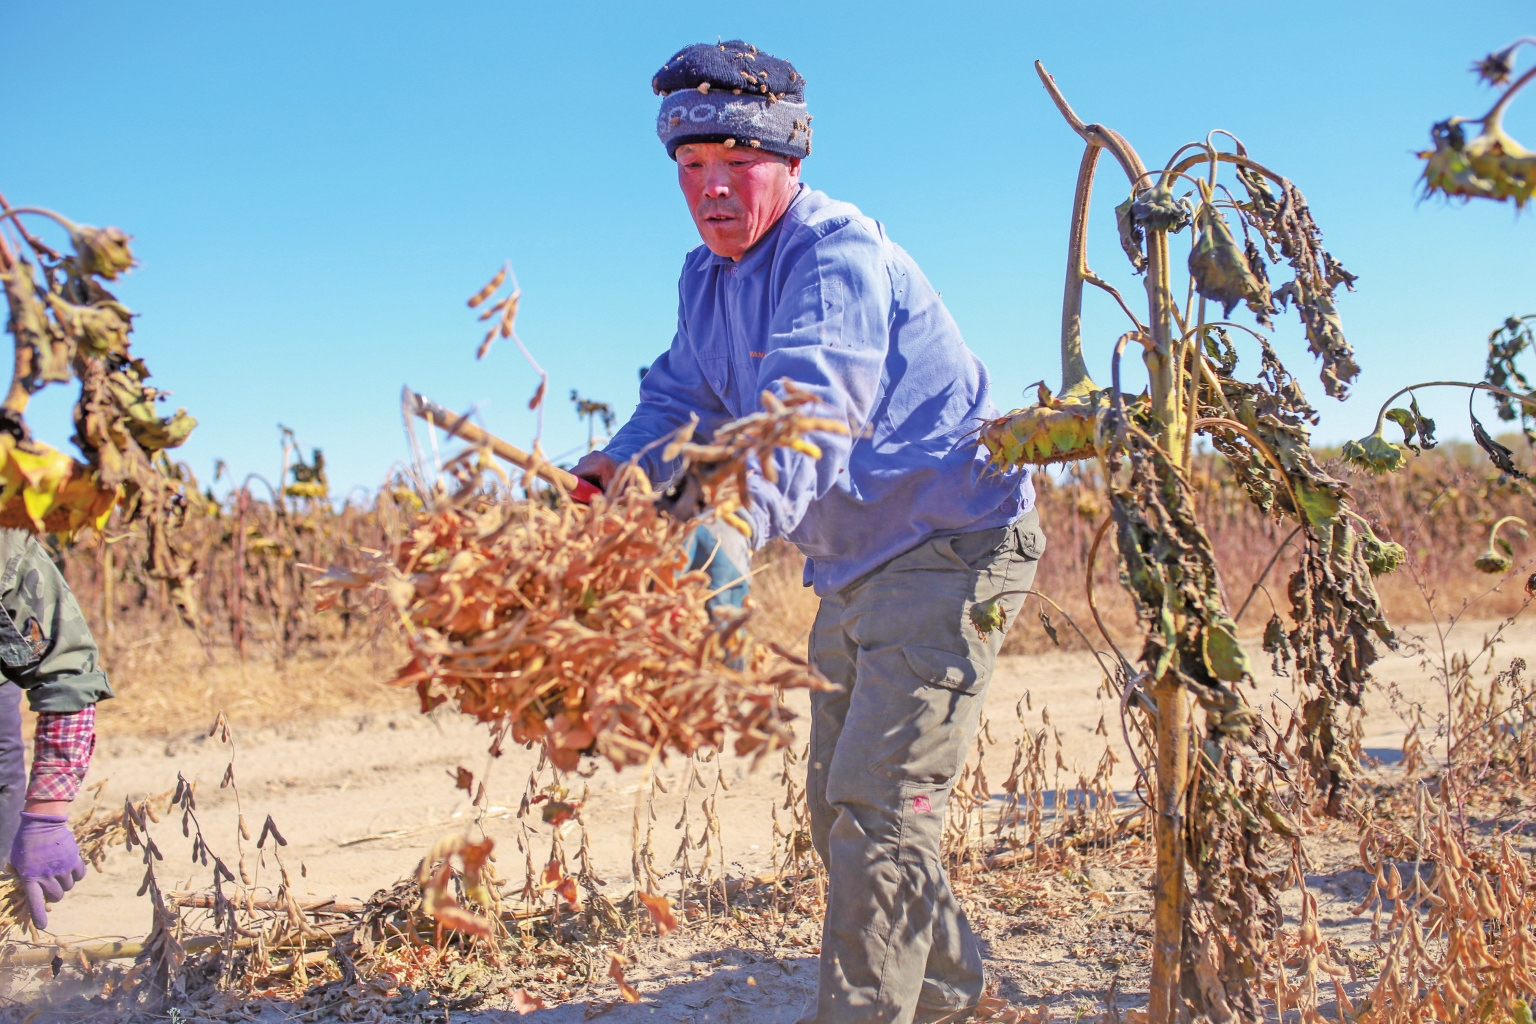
[29,612,1534,1019]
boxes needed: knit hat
[653,41,812,160]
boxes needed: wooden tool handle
[402,387,601,503]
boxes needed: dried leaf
[541,800,579,826]
[1473,410,1528,479]
[1384,395,1437,452]
[637,890,678,935]
[609,954,641,1002]
[1114,194,1146,273]
[1189,201,1267,318]
[509,989,546,1014]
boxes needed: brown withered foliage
[0,193,201,619]
[316,391,840,772]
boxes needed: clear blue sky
[6,1,1532,498]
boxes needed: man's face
[676,143,801,260]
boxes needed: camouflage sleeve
[0,529,113,713]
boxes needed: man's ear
[786,157,802,181]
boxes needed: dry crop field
[1,35,1536,1024]
[0,441,1529,1024]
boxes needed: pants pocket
[902,644,982,695]
[1015,507,1047,560]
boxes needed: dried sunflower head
[68,225,135,280]
[1472,41,1526,86]
[1475,550,1513,574]
[979,383,1102,469]
[1341,430,1407,474]
[1358,527,1405,576]
[1421,118,1536,207]
[969,597,1007,637]
[1129,180,1193,233]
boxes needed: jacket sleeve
[602,293,732,487]
[740,220,892,543]
[0,530,112,713]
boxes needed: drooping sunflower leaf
[1201,326,1239,375]
[1484,315,1536,446]
[1383,396,1436,453]
[1114,194,1147,273]
[1382,409,1416,444]
[67,225,136,280]
[1472,409,1528,479]
[1292,479,1342,529]
[1243,238,1276,326]
[1202,620,1250,682]
[1189,203,1268,318]
[1241,175,1361,398]
[1409,395,1436,449]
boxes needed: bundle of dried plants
[315,389,840,773]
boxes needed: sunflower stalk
[981,62,1389,1023]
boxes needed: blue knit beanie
[653,41,812,160]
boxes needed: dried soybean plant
[1351,786,1536,1024]
[315,385,840,774]
[972,64,1397,1023]
[0,192,200,617]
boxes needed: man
[573,41,1043,1024]
[0,530,109,930]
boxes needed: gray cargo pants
[799,509,1045,1024]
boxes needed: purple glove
[10,812,85,929]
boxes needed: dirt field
[35,611,1530,1020]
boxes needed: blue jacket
[603,186,1032,594]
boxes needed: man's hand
[11,811,85,930]
[656,465,709,522]
[657,461,753,539]
[571,451,619,492]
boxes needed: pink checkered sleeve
[26,705,96,802]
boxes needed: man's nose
[701,166,732,197]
